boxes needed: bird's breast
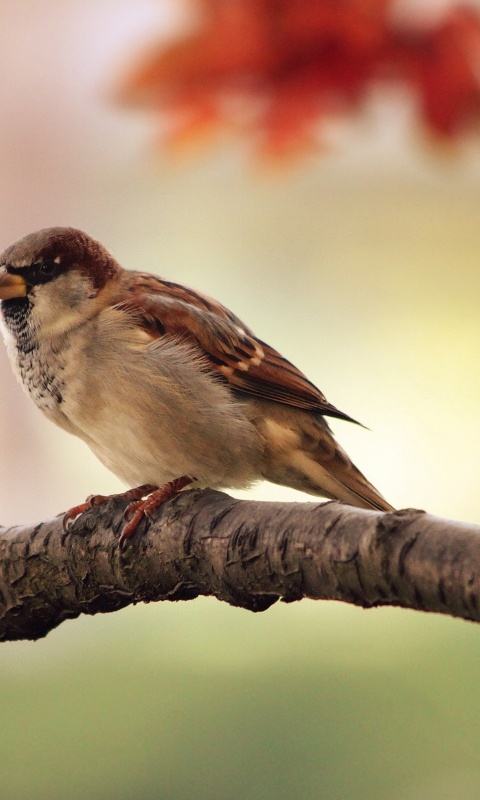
[1,303,265,490]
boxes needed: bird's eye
[39,260,57,276]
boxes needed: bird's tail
[259,409,394,512]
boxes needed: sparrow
[0,227,393,545]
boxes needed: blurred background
[1,1,480,798]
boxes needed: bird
[0,227,393,546]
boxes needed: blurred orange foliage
[119,0,480,157]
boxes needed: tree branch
[1,489,479,642]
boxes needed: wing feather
[114,274,360,424]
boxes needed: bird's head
[0,227,121,335]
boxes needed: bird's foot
[119,476,195,550]
[63,484,157,531]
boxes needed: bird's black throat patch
[1,296,33,346]
[1,296,65,410]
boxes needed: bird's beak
[0,268,27,300]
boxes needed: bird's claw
[118,476,195,550]
[62,479,193,548]
[63,493,111,530]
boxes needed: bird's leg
[63,484,157,530]
[119,475,195,549]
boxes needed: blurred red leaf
[119,0,480,157]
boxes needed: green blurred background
[1,2,480,798]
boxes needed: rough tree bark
[0,488,479,642]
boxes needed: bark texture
[0,489,479,642]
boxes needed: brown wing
[115,273,360,424]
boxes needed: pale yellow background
[1,2,480,799]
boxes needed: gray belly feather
[3,307,263,490]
